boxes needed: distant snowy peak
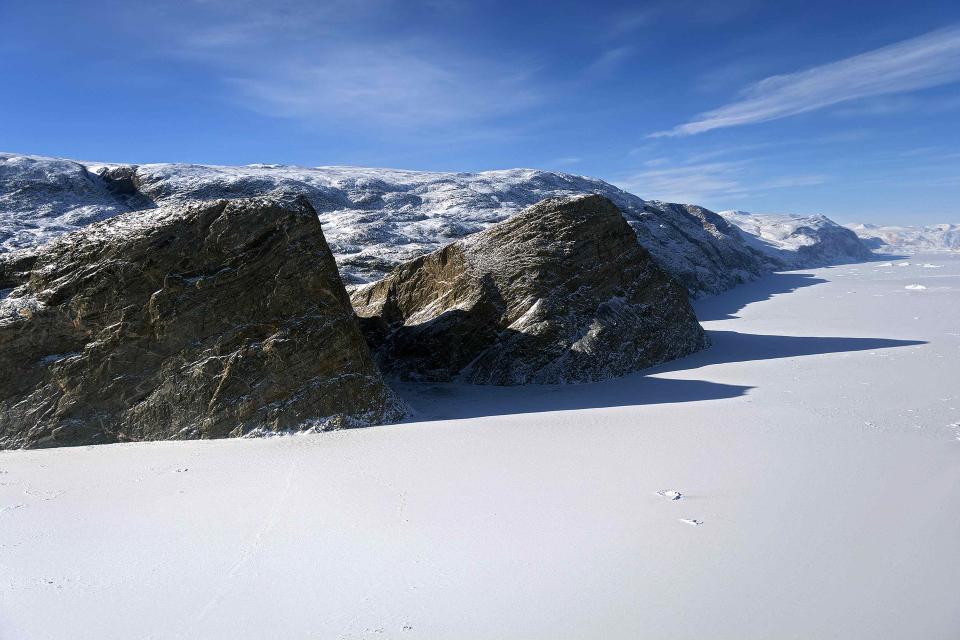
[0,152,769,296]
[846,222,960,254]
[719,210,873,268]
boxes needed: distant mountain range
[846,222,960,254]
[2,152,881,297]
[719,210,873,267]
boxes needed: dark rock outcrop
[0,197,405,449]
[97,165,155,211]
[636,201,768,293]
[791,221,873,265]
[351,194,708,384]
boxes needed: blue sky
[2,0,960,223]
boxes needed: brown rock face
[351,194,708,384]
[0,197,405,449]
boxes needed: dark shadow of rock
[694,272,828,321]
[394,375,752,422]
[648,331,926,374]
[393,329,925,422]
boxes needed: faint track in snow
[181,453,301,637]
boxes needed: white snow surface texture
[1,152,870,295]
[3,256,959,639]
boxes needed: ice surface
[2,255,959,639]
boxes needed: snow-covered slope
[0,155,133,249]
[1,153,767,295]
[846,222,960,255]
[719,210,874,267]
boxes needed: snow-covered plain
[2,256,960,639]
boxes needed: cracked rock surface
[351,194,708,384]
[0,197,404,449]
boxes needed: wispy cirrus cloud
[583,46,636,79]
[607,8,654,36]
[224,45,542,127]
[547,156,583,167]
[616,159,827,203]
[653,25,960,137]
[127,0,544,131]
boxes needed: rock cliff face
[719,210,874,267]
[639,201,767,290]
[0,197,405,449]
[351,195,708,384]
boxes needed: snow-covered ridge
[1,152,872,296]
[2,152,772,295]
[0,154,130,249]
[719,210,873,267]
[846,222,960,255]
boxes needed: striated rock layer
[0,197,405,449]
[351,194,708,384]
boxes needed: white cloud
[608,9,654,36]
[584,46,635,78]
[224,45,541,127]
[653,25,960,137]
[133,0,543,130]
[547,156,583,167]
[616,160,826,203]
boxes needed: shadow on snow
[394,268,926,422]
[694,271,827,321]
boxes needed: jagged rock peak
[351,194,708,385]
[0,196,405,449]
